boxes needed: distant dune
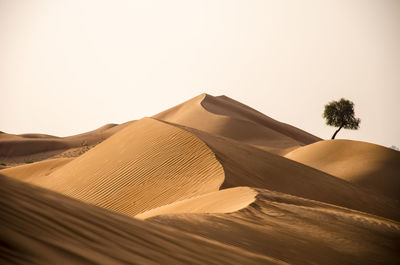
[1,93,399,265]
[285,140,400,201]
[0,121,133,166]
[154,94,320,154]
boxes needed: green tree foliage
[323,98,360,139]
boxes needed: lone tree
[323,98,360,139]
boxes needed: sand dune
[149,187,400,265]
[0,175,286,265]
[285,140,400,201]
[154,94,320,154]
[0,121,132,166]
[23,118,224,216]
[2,93,399,264]
[136,187,257,219]
[202,95,320,145]
[162,121,400,221]
[8,115,398,221]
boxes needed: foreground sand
[2,174,399,264]
[149,188,400,265]
[1,176,284,265]
[1,93,399,264]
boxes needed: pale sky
[1,0,399,148]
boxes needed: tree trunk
[331,125,343,139]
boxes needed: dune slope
[154,94,320,154]
[202,95,320,145]
[285,140,400,201]
[0,175,286,265]
[25,118,224,216]
[162,121,400,221]
[149,188,400,265]
[136,187,257,219]
[0,157,73,182]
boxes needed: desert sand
[285,139,400,201]
[1,93,399,264]
[154,94,320,154]
[0,157,73,181]
[0,121,133,166]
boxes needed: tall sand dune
[149,188,400,265]
[202,95,320,145]
[0,175,286,265]
[154,94,320,154]
[285,140,400,201]
[25,118,224,216]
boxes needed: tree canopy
[323,98,360,139]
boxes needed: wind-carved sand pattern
[0,176,289,265]
[136,187,258,219]
[1,94,399,265]
[148,189,400,265]
[23,117,225,216]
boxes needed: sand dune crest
[154,94,320,154]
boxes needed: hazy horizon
[1,0,399,148]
